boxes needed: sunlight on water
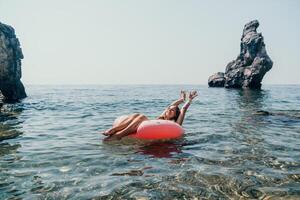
[0,85,299,199]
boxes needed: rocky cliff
[0,22,26,102]
[208,20,273,89]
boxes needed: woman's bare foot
[103,134,122,141]
[102,128,117,136]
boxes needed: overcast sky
[1,0,299,85]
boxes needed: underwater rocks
[0,22,26,102]
[0,129,22,141]
[208,20,273,89]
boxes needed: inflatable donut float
[129,119,184,140]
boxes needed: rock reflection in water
[0,143,21,157]
[0,103,24,141]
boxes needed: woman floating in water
[102,90,198,140]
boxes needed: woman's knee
[131,113,140,118]
[131,113,146,118]
[136,114,147,121]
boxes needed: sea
[0,85,299,199]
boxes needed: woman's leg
[112,115,148,139]
[103,114,140,136]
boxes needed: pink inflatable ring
[128,120,184,140]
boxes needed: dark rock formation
[209,20,273,89]
[208,72,225,87]
[0,22,26,102]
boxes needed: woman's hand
[188,90,198,102]
[180,90,187,101]
[176,90,198,125]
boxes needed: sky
[0,0,299,85]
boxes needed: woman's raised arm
[158,91,186,118]
[170,90,186,106]
[176,91,198,125]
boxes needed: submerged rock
[253,110,271,116]
[0,22,26,102]
[209,20,273,89]
[111,169,144,176]
[0,129,22,141]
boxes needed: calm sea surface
[0,85,299,199]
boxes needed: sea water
[0,85,299,199]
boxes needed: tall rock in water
[0,22,26,102]
[208,20,273,89]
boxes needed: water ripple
[0,85,299,199]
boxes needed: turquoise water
[0,85,299,199]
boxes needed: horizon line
[23,83,300,86]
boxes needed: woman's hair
[158,106,181,122]
[169,106,180,122]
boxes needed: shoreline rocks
[208,72,225,87]
[0,22,26,102]
[208,20,273,89]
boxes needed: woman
[102,90,198,140]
